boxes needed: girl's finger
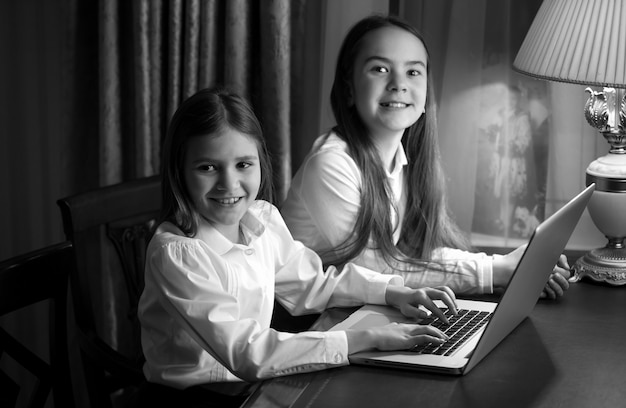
[432,286,458,313]
[557,254,570,270]
[547,276,565,297]
[408,323,448,340]
[418,296,449,324]
[543,283,556,299]
[401,303,429,320]
[413,335,447,346]
[552,272,570,290]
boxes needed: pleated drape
[97,0,296,202]
[99,0,123,185]
[260,0,292,201]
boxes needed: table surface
[241,281,626,408]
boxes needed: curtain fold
[260,0,292,200]
[199,0,218,88]
[133,0,154,178]
[149,0,164,170]
[167,0,183,121]
[225,0,253,95]
[183,0,200,96]
[100,0,122,185]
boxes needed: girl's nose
[388,73,407,93]
[216,169,240,191]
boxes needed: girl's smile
[184,128,261,242]
[380,102,411,108]
[212,197,243,205]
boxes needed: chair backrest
[57,175,161,408]
[0,241,75,408]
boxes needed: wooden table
[241,281,626,408]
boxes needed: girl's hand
[540,254,570,299]
[385,285,458,324]
[346,323,448,353]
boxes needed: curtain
[403,0,606,251]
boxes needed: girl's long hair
[329,15,470,270]
[160,87,274,236]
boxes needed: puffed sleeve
[285,146,363,254]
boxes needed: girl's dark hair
[329,14,469,270]
[160,87,274,236]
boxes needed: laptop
[331,184,595,375]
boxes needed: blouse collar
[191,201,269,255]
[388,144,408,178]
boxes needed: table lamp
[512,0,626,285]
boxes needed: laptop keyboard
[410,308,492,356]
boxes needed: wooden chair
[0,241,75,408]
[57,175,161,408]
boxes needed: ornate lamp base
[572,247,626,285]
[568,86,626,286]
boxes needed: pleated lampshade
[513,0,626,88]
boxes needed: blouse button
[244,249,254,255]
[333,353,343,364]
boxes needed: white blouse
[281,132,496,295]
[138,200,403,388]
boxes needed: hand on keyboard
[385,285,458,324]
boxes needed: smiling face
[351,26,428,142]
[184,128,261,241]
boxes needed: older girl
[281,15,569,298]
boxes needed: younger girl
[281,15,570,299]
[138,88,457,407]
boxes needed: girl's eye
[198,164,216,172]
[408,69,423,77]
[237,161,252,169]
[372,66,389,74]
